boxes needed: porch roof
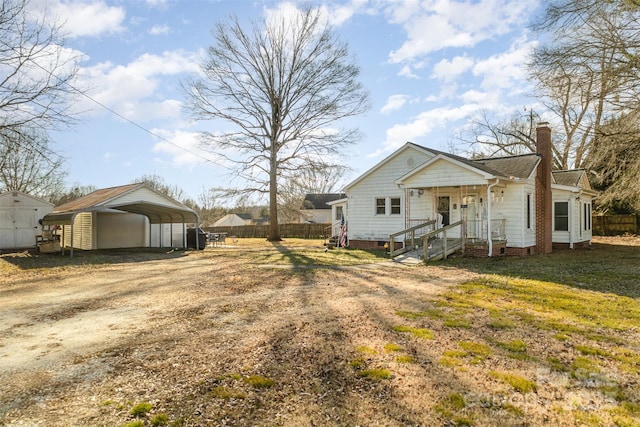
[395,151,541,186]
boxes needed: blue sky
[42,0,544,202]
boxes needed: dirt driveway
[1,247,476,426]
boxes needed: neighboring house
[213,213,253,227]
[334,123,596,257]
[42,183,198,255]
[299,193,346,223]
[0,191,54,249]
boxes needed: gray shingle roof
[301,193,346,210]
[409,143,540,179]
[553,170,585,186]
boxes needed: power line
[25,51,234,173]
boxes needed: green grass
[150,413,169,426]
[130,402,152,417]
[210,386,246,399]
[243,375,274,389]
[395,308,445,320]
[384,343,403,352]
[494,339,527,353]
[395,355,415,363]
[488,371,537,393]
[357,368,392,380]
[356,345,377,355]
[392,325,435,339]
[459,341,493,362]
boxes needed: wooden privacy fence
[205,223,328,239]
[592,214,638,236]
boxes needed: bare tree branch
[183,7,369,240]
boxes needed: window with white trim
[375,198,386,215]
[390,197,401,215]
[583,202,592,230]
[554,201,569,231]
[526,193,532,229]
[335,206,343,221]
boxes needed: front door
[462,195,479,239]
[437,196,450,227]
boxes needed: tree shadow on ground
[0,247,189,270]
[434,241,640,299]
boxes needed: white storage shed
[0,191,54,249]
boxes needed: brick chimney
[535,122,553,254]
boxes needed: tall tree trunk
[268,151,281,241]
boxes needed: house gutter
[487,179,500,257]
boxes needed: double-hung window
[375,197,401,215]
[554,202,569,231]
[390,198,401,215]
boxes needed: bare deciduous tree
[586,111,640,212]
[133,174,186,202]
[278,166,346,223]
[463,1,640,175]
[0,0,79,143]
[184,7,369,240]
[0,127,66,199]
[49,184,96,207]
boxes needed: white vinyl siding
[347,146,434,241]
[0,192,54,249]
[63,212,94,250]
[400,158,489,188]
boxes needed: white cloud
[76,50,200,122]
[48,1,125,38]
[398,64,419,79]
[432,55,474,83]
[151,129,225,168]
[371,104,482,157]
[146,0,168,7]
[472,36,537,94]
[381,94,410,114]
[265,0,371,30]
[149,24,171,35]
[386,0,537,64]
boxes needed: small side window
[526,194,532,229]
[375,198,386,215]
[554,202,569,231]
[390,197,401,215]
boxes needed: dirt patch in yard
[0,239,639,426]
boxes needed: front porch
[389,218,507,260]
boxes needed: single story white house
[331,123,597,257]
[0,191,54,249]
[42,183,199,256]
[299,193,346,223]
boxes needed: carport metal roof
[42,201,198,225]
[42,183,198,225]
[41,184,199,256]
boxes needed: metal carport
[41,185,200,257]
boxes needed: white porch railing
[389,219,437,258]
[464,219,506,241]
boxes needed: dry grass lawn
[0,236,639,426]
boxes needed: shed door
[15,209,38,247]
[0,208,37,248]
[0,209,15,248]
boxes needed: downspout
[569,194,574,249]
[487,179,500,257]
